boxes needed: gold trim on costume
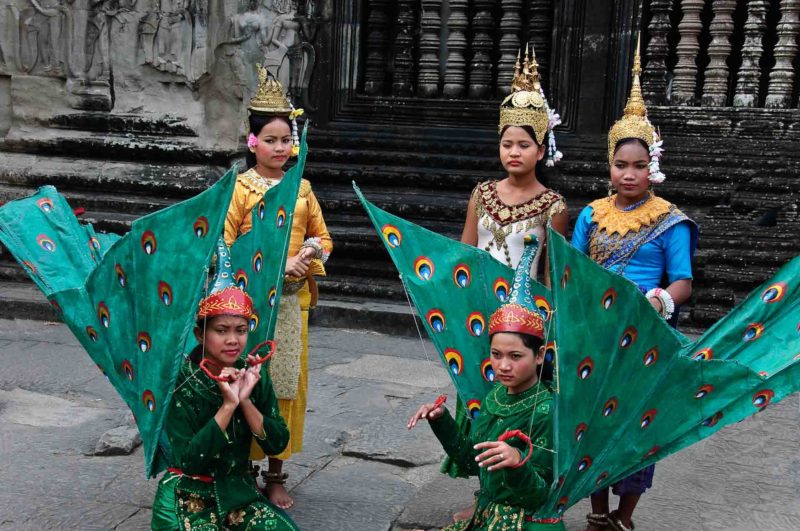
[589,193,673,237]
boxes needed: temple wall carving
[0,0,321,147]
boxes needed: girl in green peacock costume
[408,238,565,530]
[0,136,306,529]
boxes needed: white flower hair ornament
[544,90,564,167]
[648,131,665,184]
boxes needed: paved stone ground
[0,319,798,530]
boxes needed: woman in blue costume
[571,41,698,531]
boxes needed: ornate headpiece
[197,240,254,320]
[607,35,665,183]
[248,65,304,157]
[488,236,545,339]
[499,45,563,166]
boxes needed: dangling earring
[607,182,614,197]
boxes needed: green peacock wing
[0,186,108,296]
[540,228,799,519]
[355,183,554,418]
[229,125,307,352]
[0,170,237,479]
[611,254,800,483]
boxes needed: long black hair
[246,113,293,169]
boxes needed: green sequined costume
[151,356,297,530]
[432,384,565,531]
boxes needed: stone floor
[0,319,798,530]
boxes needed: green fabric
[431,383,557,529]
[229,126,307,353]
[356,188,800,520]
[149,358,296,529]
[354,184,553,418]
[0,172,237,478]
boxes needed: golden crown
[607,35,657,163]
[499,45,550,145]
[249,65,292,115]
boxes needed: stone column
[392,0,417,96]
[497,0,524,96]
[702,1,736,106]
[417,0,442,97]
[671,0,705,105]
[363,0,391,95]
[733,0,769,107]
[443,0,469,98]
[643,0,674,104]
[528,0,552,91]
[468,0,494,99]
[766,0,800,108]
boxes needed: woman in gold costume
[224,67,332,510]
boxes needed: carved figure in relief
[137,0,208,83]
[83,0,136,81]
[8,0,68,75]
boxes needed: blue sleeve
[570,206,594,254]
[663,221,693,283]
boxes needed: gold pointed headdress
[499,45,562,165]
[607,35,658,164]
[248,65,293,115]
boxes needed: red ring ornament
[246,340,277,365]
[199,358,234,382]
[497,429,534,468]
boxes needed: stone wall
[0,0,322,148]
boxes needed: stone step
[44,112,199,137]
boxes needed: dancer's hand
[238,364,261,401]
[407,402,445,429]
[285,255,310,277]
[474,440,521,471]
[217,367,244,406]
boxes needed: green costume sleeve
[166,393,233,475]
[500,418,553,507]
[429,409,480,476]
[252,364,290,456]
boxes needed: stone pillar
[417,0,443,97]
[363,0,391,95]
[443,0,468,98]
[733,0,769,107]
[671,0,705,105]
[766,0,800,108]
[643,0,674,104]
[497,0,524,96]
[468,0,494,99]
[527,0,552,92]
[392,0,417,96]
[702,1,736,106]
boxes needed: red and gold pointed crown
[488,236,545,339]
[197,241,254,320]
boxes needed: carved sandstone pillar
[498,0,524,96]
[527,0,552,92]
[702,1,736,106]
[643,0,674,104]
[733,0,769,107]
[766,0,800,108]
[392,0,416,96]
[417,0,442,97]
[468,0,494,98]
[671,0,705,105]
[443,0,469,98]
[363,0,390,95]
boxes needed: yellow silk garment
[225,168,332,460]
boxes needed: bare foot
[266,482,294,510]
[452,504,474,522]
